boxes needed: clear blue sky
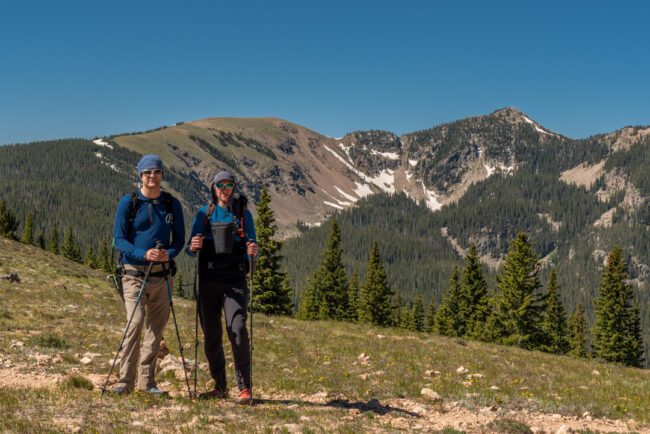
[1,0,649,145]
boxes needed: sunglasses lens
[216,183,234,189]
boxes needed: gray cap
[212,170,236,184]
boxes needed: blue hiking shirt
[114,191,185,265]
[186,203,257,258]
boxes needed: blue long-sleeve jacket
[186,203,256,258]
[114,191,185,265]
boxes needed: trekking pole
[162,260,193,400]
[248,254,255,405]
[101,248,157,396]
[192,248,201,398]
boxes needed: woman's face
[214,179,234,205]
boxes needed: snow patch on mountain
[484,163,495,177]
[408,159,418,167]
[422,181,442,211]
[334,186,359,202]
[323,201,344,210]
[353,182,373,198]
[93,139,113,149]
[370,150,400,160]
[522,116,559,137]
[324,144,394,193]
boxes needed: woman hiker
[187,170,258,404]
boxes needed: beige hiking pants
[115,264,172,391]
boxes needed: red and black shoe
[237,388,252,405]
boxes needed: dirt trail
[1,367,646,433]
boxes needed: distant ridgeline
[1,110,649,366]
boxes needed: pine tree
[424,300,436,333]
[391,291,403,327]
[462,245,489,338]
[100,236,111,273]
[490,232,545,349]
[47,223,60,255]
[86,245,99,269]
[411,295,425,332]
[62,226,82,263]
[592,246,644,367]
[347,266,360,322]
[297,220,348,320]
[22,211,34,244]
[175,268,185,298]
[540,268,569,354]
[0,200,19,239]
[280,271,295,314]
[358,242,393,326]
[434,265,463,336]
[400,305,413,330]
[625,303,644,368]
[37,229,46,249]
[568,303,587,358]
[252,187,292,315]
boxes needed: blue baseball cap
[137,155,163,177]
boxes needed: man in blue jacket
[187,170,257,404]
[111,154,185,395]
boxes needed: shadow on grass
[252,397,421,418]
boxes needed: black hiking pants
[198,278,251,392]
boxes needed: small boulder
[555,425,574,434]
[456,366,469,374]
[490,385,500,391]
[79,357,93,366]
[467,373,484,379]
[530,427,545,434]
[591,370,600,376]
[357,353,370,362]
[420,388,441,400]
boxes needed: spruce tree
[22,211,34,244]
[540,268,569,354]
[175,268,185,298]
[491,232,545,349]
[358,242,393,326]
[412,295,425,332]
[424,300,436,333]
[298,220,348,320]
[86,245,99,269]
[462,245,489,338]
[592,246,644,367]
[280,270,295,314]
[0,200,19,239]
[568,303,587,358]
[434,265,463,336]
[347,266,360,322]
[252,187,292,315]
[625,304,644,368]
[37,229,46,249]
[391,291,403,327]
[400,305,413,330]
[100,236,111,273]
[62,226,82,263]
[48,223,60,255]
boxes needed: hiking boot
[108,386,129,396]
[198,389,227,400]
[143,387,168,397]
[237,388,252,405]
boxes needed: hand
[247,241,258,258]
[189,235,203,252]
[145,248,169,262]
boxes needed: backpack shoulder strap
[162,191,174,225]
[202,203,216,236]
[128,191,140,223]
[233,194,248,239]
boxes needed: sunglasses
[216,182,234,189]
[142,169,162,176]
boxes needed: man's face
[214,179,234,204]
[141,168,162,188]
